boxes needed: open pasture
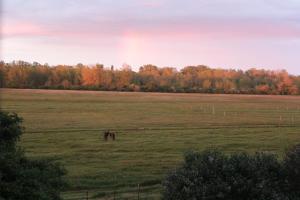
[1,89,300,199]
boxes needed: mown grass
[1,89,300,199]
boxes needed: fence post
[86,190,89,200]
[137,184,140,200]
[279,115,282,126]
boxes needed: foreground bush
[0,111,67,200]
[284,144,300,198]
[163,149,300,200]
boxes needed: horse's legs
[104,132,109,141]
[112,133,116,140]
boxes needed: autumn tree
[1,60,299,95]
[138,64,160,91]
[114,64,133,90]
[0,61,6,87]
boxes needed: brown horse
[103,130,116,141]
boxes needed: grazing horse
[103,130,116,141]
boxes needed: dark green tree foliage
[284,144,300,197]
[163,149,300,200]
[0,112,23,148]
[0,111,66,200]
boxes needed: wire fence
[62,184,162,200]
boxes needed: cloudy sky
[1,0,300,74]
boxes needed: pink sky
[1,0,300,74]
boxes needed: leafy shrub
[163,149,300,200]
[0,112,23,148]
[284,144,300,198]
[0,111,67,200]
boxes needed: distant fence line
[25,123,300,134]
[62,183,161,200]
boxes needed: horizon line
[2,59,299,76]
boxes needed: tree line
[1,60,300,95]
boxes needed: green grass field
[1,89,300,199]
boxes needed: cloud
[3,17,300,42]
[2,20,48,38]
[2,0,300,74]
[3,0,300,41]
[139,0,167,8]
